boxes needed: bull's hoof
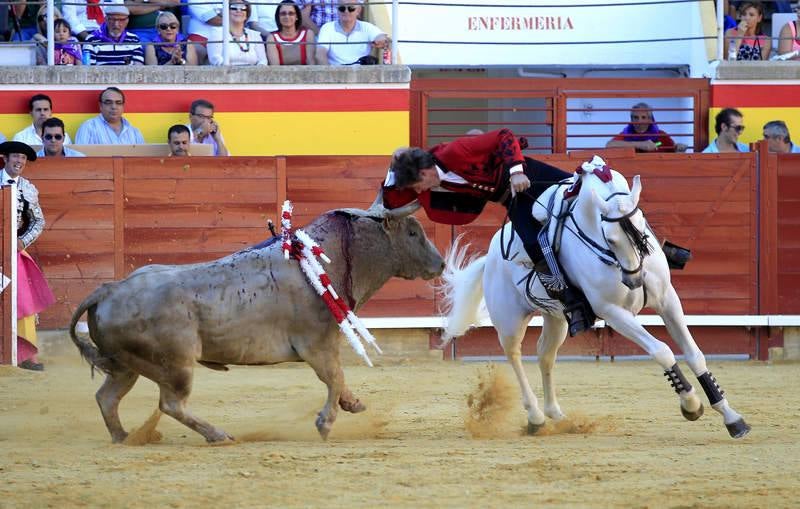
[316,414,332,441]
[340,398,366,413]
[725,418,751,439]
[681,402,704,421]
[527,421,545,435]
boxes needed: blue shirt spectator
[76,87,145,145]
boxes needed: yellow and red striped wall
[0,84,409,156]
[709,82,800,143]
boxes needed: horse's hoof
[527,421,545,435]
[681,402,704,421]
[725,418,751,439]
[340,398,366,413]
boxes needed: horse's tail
[69,284,117,375]
[439,235,486,344]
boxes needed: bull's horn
[367,187,421,218]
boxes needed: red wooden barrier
[3,150,799,362]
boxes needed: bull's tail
[68,284,117,375]
[439,236,486,344]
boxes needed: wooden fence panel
[777,154,800,313]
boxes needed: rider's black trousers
[504,157,572,263]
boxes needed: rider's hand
[510,172,530,197]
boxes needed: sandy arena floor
[1,349,798,509]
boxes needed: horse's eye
[409,229,418,237]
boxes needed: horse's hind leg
[538,313,568,421]
[658,286,750,438]
[96,368,139,443]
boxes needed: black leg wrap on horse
[561,286,596,337]
[664,363,693,394]
[697,371,725,405]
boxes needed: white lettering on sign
[467,16,574,31]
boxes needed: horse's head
[590,175,653,289]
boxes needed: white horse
[440,157,751,438]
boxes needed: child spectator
[54,18,83,65]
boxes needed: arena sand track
[1,352,798,509]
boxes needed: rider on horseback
[378,128,593,336]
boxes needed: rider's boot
[533,258,596,337]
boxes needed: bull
[68,207,444,443]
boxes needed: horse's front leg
[657,286,751,438]
[538,313,568,421]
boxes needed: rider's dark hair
[391,148,436,189]
[715,108,743,134]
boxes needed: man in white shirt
[188,99,229,156]
[13,94,73,146]
[315,0,389,65]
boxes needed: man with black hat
[1,140,55,371]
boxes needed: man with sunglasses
[36,118,85,158]
[316,0,389,65]
[702,108,749,153]
[13,94,73,147]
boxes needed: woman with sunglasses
[207,0,267,66]
[266,0,315,65]
[145,11,198,65]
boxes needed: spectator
[84,4,145,65]
[168,124,191,156]
[187,0,256,65]
[606,102,688,153]
[124,0,181,43]
[188,99,230,156]
[702,108,749,153]
[316,0,388,65]
[297,0,338,35]
[30,4,64,65]
[267,0,316,65]
[63,0,123,42]
[76,87,145,144]
[762,120,800,153]
[207,0,266,66]
[53,19,83,65]
[0,1,28,41]
[14,94,74,146]
[247,0,279,39]
[0,141,55,371]
[725,1,770,60]
[145,11,198,65]
[37,118,86,158]
[777,5,800,59]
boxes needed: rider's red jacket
[382,128,526,225]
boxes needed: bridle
[564,190,652,277]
